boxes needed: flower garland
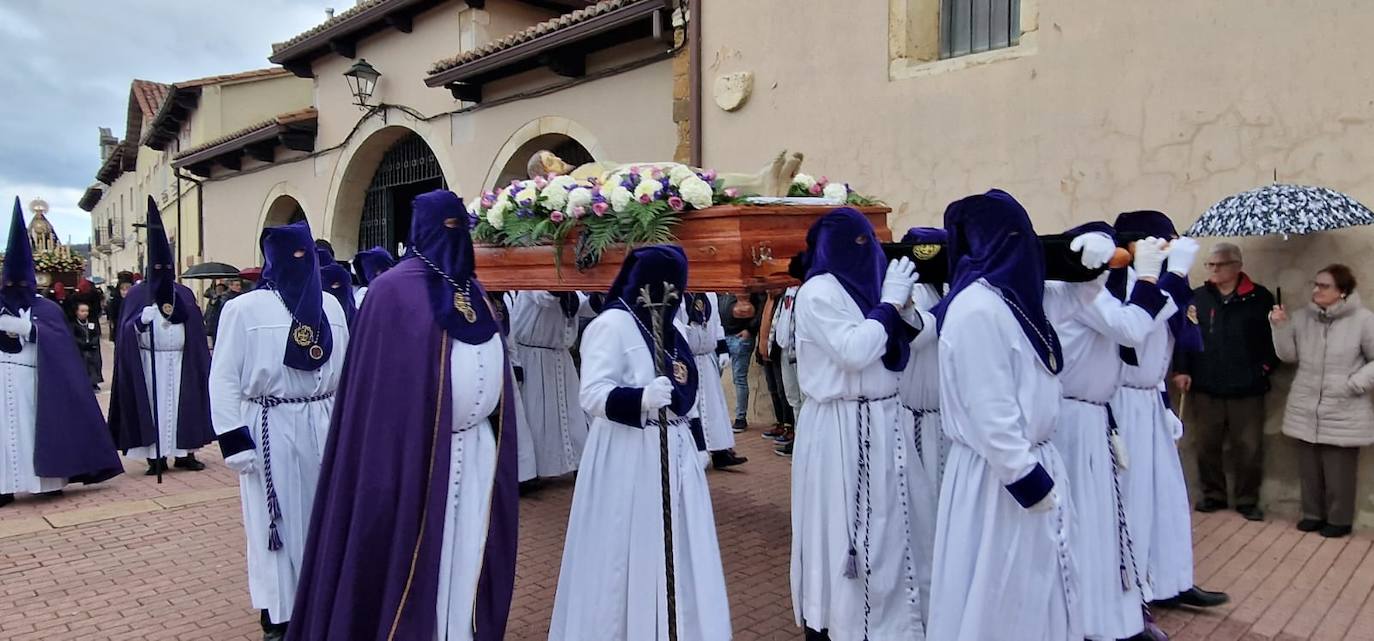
[32,250,86,274]
[787,173,882,206]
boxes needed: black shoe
[1237,505,1265,521]
[1320,524,1352,539]
[518,479,544,496]
[0,493,13,508]
[1194,498,1227,513]
[1163,586,1230,608]
[260,610,287,641]
[144,458,168,476]
[1297,518,1326,533]
[732,418,748,433]
[712,450,748,469]
[775,441,793,458]
[173,455,206,471]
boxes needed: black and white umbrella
[1187,183,1374,238]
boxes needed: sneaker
[1236,505,1264,522]
[774,441,793,458]
[761,424,787,439]
[774,429,795,445]
[1320,524,1352,538]
[1296,518,1326,533]
[732,418,748,433]
[1193,498,1227,513]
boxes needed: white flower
[668,165,697,186]
[679,176,714,209]
[487,200,508,230]
[823,182,849,202]
[610,186,634,212]
[543,187,568,210]
[633,179,662,201]
[567,187,593,211]
[792,173,817,190]
[515,187,539,206]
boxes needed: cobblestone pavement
[3,339,1374,639]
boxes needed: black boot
[174,454,206,471]
[38,489,64,498]
[711,449,748,469]
[260,610,287,641]
[144,458,167,476]
[804,627,831,641]
[518,479,544,496]
[0,493,13,508]
[1154,585,1229,608]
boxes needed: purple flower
[549,211,565,223]
[592,202,609,216]
[668,196,685,211]
[702,169,717,182]
[629,166,641,176]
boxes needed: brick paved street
[3,340,1374,639]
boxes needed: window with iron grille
[940,0,1020,59]
[359,132,446,255]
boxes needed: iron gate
[358,132,445,253]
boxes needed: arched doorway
[493,133,595,188]
[264,194,307,228]
[359,132,445,255]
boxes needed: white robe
[511,291,591,477]
[1110,269,1194,603]
[127,316,192,459]
[352,286,367,308]
[0,325,65,495]
[772,286,805,414]
[208,290,349,624]
[503,292,537,483]
[549,309,730,641]
[791,274,936,641]
[898,285,946,494]
[679,293,733,452]
[1053,286,1173,639]
[435,334,506,640]
[928,280,1095,641]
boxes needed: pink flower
[534,176,548,189]
[629,166,641,176]
[592,202,609,216]
[724,187,739,198]
[702,169,717,182]
[571,205,586,218]
[639,193,652,204]
[818,176,830,186]
[549,211,565,223]
[668,196,685,211]
[651,167,663,179]
[809,183,823,196]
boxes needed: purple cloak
[107,282,215,452]
[28,296,123,483]
[287,260,519,641]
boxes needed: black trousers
[762,342,794,426]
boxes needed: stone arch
[323,118,457,257]
[253,182,312,259]
[482,116,604,191]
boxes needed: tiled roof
[141,68,291,148]
[428,0,643,74]
[177,67,291,88]
[130,80,171,124]
[271,0,404,55]
[173,108,319,162]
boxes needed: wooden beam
[448,83,482,103]
[284,61,314,78]
[217,152,241,171]
[280,132,316,152]
[245,142,276,163]
[466,0,485,8]
[188,163,213,178]
[544,50,586,78]
[329,38,356,59]
[384,12,413,33]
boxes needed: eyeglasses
[1311,281,1337,291]
[1204,260,1240,269]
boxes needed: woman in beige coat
[1270,264,1374,538]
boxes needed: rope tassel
[252,392,333,554]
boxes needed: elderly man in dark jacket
[1173,242,1278,521]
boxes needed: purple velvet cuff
[217,426,256,457]
[715,339,729,356]
[868,303,917,372]
[1157,272,1193,307]
[1006,462,1054,508]
[606,387,645,428]
[1127,279,1168,317]
[689,418,708,452]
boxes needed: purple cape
[28,296,123,483]
[107,282,215,452]
[287,260,519,641]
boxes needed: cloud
[0,0,332,244]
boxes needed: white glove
[880,257,917,307]
[1131,237,1169,278]
[1027,489,1060,513]
[1167,411,1184,440]
[717,353,730,372]
[641,376,674,412]
[140,305,159,325]
[223,450,257,475]
[1167,237,1201,276]
[1070,232,1116,270]
[0,315,31,336]
[699,450,712,470]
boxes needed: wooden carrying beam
[473,206,890,292]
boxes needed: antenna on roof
[325,7,335,19]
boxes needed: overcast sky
[0,0,336,244]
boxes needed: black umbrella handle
[1276,287,1282,306]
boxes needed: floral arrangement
[787,173,882,206]
[33,250,85,274]
[469,165,879,268]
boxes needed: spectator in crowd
[70,302,103,389]
[1270,264,1374,539]
[204,279,244,348]
[106,276,134,342]
[1173,242,1278,521]
[67,278,103,322]
[720,291,765,432]
[757,289,796,446]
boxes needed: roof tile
[428,0,642,74]
[173,108,319,161]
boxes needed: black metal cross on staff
[637,281,680,641]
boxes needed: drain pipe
[688,0,703,167]
[173,168,207,267]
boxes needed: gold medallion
[160,303,173,316]
[309,345,325,360]
[694,298,705,313]
[1187,304,1199,325]
[453,291,478,323]
[672,359,690,384]
[912,244,941,261]
[292,324,315,347]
